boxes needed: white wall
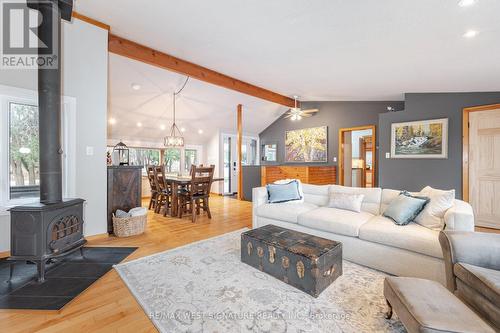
[0,19,108,251]
[206,131,223,193]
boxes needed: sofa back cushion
[328,192,365,212]
[302,184,330,206]
[381,189,401,213]
[329,185,382,215]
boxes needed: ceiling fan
[283,96,319,121]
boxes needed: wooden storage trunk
[241,224,342,297]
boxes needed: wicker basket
[112,213,147,237]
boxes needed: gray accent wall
[379,92,500,198]
[242,166,261,201]
[259,101,405,184]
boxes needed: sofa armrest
[252,187,268,228]
[444,199,474,232]
[439,231,500,290]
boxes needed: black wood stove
[8,0,86,283]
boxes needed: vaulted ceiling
[77,0,500,102]
[107,54,287,145]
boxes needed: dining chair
[153,165,171,216]
[178,165,214,222]
[146,165,159,210]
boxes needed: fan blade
[283,114,293,118]
[302,109,319,114]
[302,114,313,118]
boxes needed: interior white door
[469,108,500,229]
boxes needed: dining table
[164,175,224,217]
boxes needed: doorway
[463,103,500,229]
[222,134,258,196]
[338,125,376,187]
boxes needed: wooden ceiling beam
[72,11,110,31]
[108,34,296,107]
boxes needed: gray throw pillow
[383,191,429,226]
[266,180,302,203]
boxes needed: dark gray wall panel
[242,166,261,201]
[378,92,500,198]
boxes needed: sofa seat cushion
[454,262,500,307]
[359,216,443,258]
[297,207,373,237]
[256,202,318,224]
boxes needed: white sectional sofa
[252,184,475,284]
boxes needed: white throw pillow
[414,186,455,230]
[129,207,147,217]
[328,192,365,213]
[273,179,304,203]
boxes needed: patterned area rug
[115,229,405,332]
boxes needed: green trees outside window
[184,149,198,173]
[9,102,40,199]
[164,148,181,173]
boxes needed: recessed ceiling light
[458,0,477,7]
[463,30,478,38]
[180,127,186,132]
[108,118,116,125]
[160,124,166,130]
[131,83,141,90]
[198,129,203,134]
[137,122,142,127]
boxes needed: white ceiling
[107,54,287,145]
[77,0,500,101]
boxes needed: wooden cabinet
[261,166,336,186]
[107,166,142,234]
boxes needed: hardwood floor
[0,196,252,333]
[1,195,499,333]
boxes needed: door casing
[462,103,500,202]
[338,125,376,186]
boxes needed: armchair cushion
[439,231,500,271]
[454,263,500,307]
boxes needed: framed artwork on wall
[285,126,328,162]
[391,118,448,159]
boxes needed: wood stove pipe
[27,0,73,204]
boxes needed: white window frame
[0,85,76,209]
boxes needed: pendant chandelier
[164,77,189,147]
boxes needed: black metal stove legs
[6,243,86,284]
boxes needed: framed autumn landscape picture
[285,126,328,162]
[391,118,448,159]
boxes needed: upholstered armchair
[439,231,500,330]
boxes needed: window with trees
[184,149,198,173]
[9,102,40,200]
[164,148,181,173]
[1,88,76,207]
[106,147,161,175]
